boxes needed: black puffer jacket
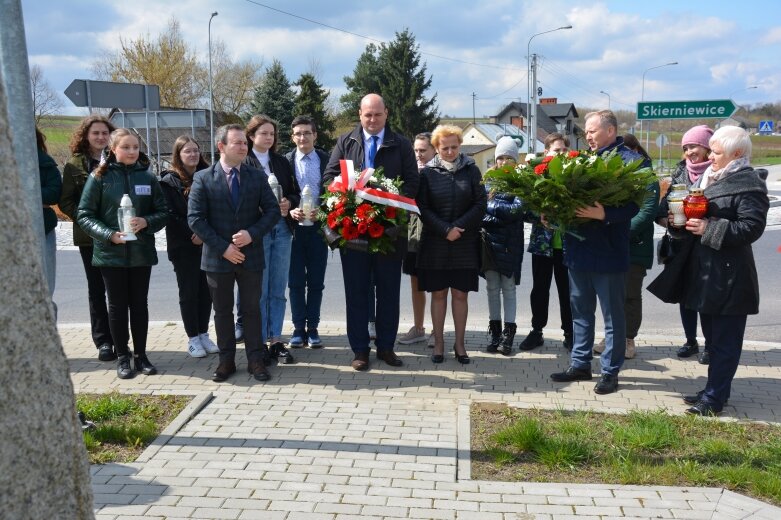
[417,154,487,270]
[481,190,524,282]
[160,170,201,261]
[684,167,768,315]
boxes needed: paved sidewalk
[61,322,781,519]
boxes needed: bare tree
[91,17,205,108]
[207,40,263,116]
[30,64,63,124]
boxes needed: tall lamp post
[729,85,758,113]
[600,90,611,109]
[527,24,572,153]
[208,11,218,163]
[640,61,677,150]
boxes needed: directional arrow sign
[637,100,736,121]
[64,79,160,110]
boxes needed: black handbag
[657,231,674,265]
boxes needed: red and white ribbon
[329,160,419,214]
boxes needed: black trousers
[529,250,573,335]
[171,251,212,338]
[100,266,152,358]
[206,267,263,365]
[701,313,746,408]
[78,246,113,347]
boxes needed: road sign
[64,80,161,110]
[110,110,207,129]
[759,120,774,135]
[637,99,736,120]
[655,134,669,148]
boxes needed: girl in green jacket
[77,129,168,379]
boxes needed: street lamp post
[600,90,611,109]
[526,24,572,154]
[640,61,678,151]
[208,11,218,163]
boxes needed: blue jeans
[259,219,293,341]
[568,270,626,376]
[485,270,516,322]
[288,223,329,331]
[339,248,402,352]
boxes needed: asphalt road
[54,227,781,343]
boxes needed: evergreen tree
[341,30,439,138]
[294,73,336,152]
[248,59,295,149]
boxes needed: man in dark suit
[286,115,331,349]
[188,124,281,382]
[323,94,419,371]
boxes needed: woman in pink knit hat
[656,124,713,364]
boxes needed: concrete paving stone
[479,502,529,513]
[574,505,623,516]
[92,493,138,506]
[286,513,336,520]
[670,508,718,519]
[237,511,287,520]
[622,507,676,517]
[359,505,409,517]
[278,481,325,493]
[392,478,437,490]
[179,468,223,478]
[234,479,281,491]
[191,507,241,519]
[159,486,211,497]
[94,504,151,516]
[206,487,253,498]
[433,499,480,511]
[341,493,389,506]
[455,512,504,520]
[177,497,226,508]
[267,499,316,512]
[131,494,180,506]
[249,489,303,501]
[322,484,367,495]
[527,504,579,515]
[145,506,196,517]
[409,507,456,519]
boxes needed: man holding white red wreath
[323,94,419,371]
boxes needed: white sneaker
[625,338,636,359]
[368,321,377,340]
[199,333,220,354]
[188,336,207,358]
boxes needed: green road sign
[637,100,736,120]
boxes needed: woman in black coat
[417,125,487,365]
[682,125,769,416]
[160,135,216,359]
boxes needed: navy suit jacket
[188,162,281,272]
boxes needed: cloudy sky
[21,0,781,118]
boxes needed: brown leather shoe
[376,349,403,367]
[351,351,370,371]
[212,360,237,382]
[247,361,270,382]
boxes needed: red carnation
[368,221,385,238]
[327,212,339,229]
[542,155,553,163]
[385,206,397,219]
[357,221,368,235]
[341,216,352,229]
[534,164,547,175]
[355,203,374,221]
[568,150,580,158]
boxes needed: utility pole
[472,92,476,124]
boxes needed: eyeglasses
[293,132,314,138]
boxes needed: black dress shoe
[116,355,135,379]
[562,333,573,351]
[376,350,403,367]
[519,329,544,351]
[550,366,593,382]
[430,354,444,364]
[686,400,722,416]
[212,361,237,382]
[247,361,270,382]
[676,340,699,358]
[698,350,710,365]
[134,355,157,375]
[594,373,619,395]
[98,343,117,362]
[683,390,728,406]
